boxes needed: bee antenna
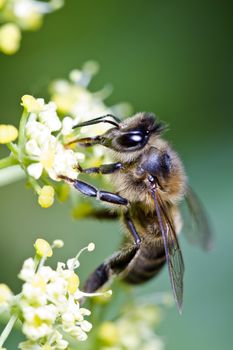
[73,114,121,129]
[152,121,168,134]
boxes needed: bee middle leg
[123,212,141,247]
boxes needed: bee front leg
[77,162,123,175]
[58,175,128,206]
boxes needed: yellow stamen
[0,124,18,144]
[67,272,80,294]
[98,321,119,346]
[0,284,12,304]
[34,238,53,258]
[40,149,55,170]
[38,186,55,209]
[21,95,42,113]
[32,276,46,293]
[0,24,21,55]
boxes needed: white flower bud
[53,239,64,248]
[25,139,41,156]
[87,242,95,252]
[18,258,35,282]
[61,116,74,135]
[80,320,92,332]
[27,162,43,179]
[67,258,80,270]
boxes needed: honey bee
[60,112,212,313]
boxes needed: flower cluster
[98,304,164,350]
[0,62,131,209]
[0,0,64,54]
[23,95,84,182]
[0,239,111,349]
[50,61,132,161]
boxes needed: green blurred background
[0,0,233,349]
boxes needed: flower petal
[27,163,43,179]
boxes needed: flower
[0,23,21,54]
[98,304,164,350]
[50,62,132,162]
[0,284,13,312]
[0,124,18,144]
[38,186,55,208]
[21,95,43,113]
[98,321,119,346]
[34,238,53,257]
[61,116,75,136]
[0,63,131,209]
[0,0,64,54]
[0,239,111,349]
[23,97,81,181]
[52,239,64,248]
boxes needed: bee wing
[151,189,184,314]
[183,186,213,251]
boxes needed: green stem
[0,165,25,187]
[0,156,18,169]
[28,176,41,194]
[6,143,19,158]
[0,314,17,348]
[18,109,28,160]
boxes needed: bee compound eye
[117,131,145,148]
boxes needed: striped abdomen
[123,241,166,284]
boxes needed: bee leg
[58,175,128,206]
[123,212,141,247]
[77,208,118,220]
[83,245,138,293]
[66,136,101,147]
[77,162,123,175]
[83,213,141,293]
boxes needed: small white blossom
[67,257,80,270]
[7,240,106,349]
[18,258,36,282]
[0,284,13,312]
[48,64,132,175]
[24,102,80,181]
[0,0,64,55]
[61,116,74,135]
[26,120,51,146]
[98,305,164,350]
[52,239,64,248]
[27,163,43,180]
[38,101,61,132]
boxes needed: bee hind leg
[83,245,139,293]
[84,214,141,293]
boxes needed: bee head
[72,112,166,154]
[102,112,166,152]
